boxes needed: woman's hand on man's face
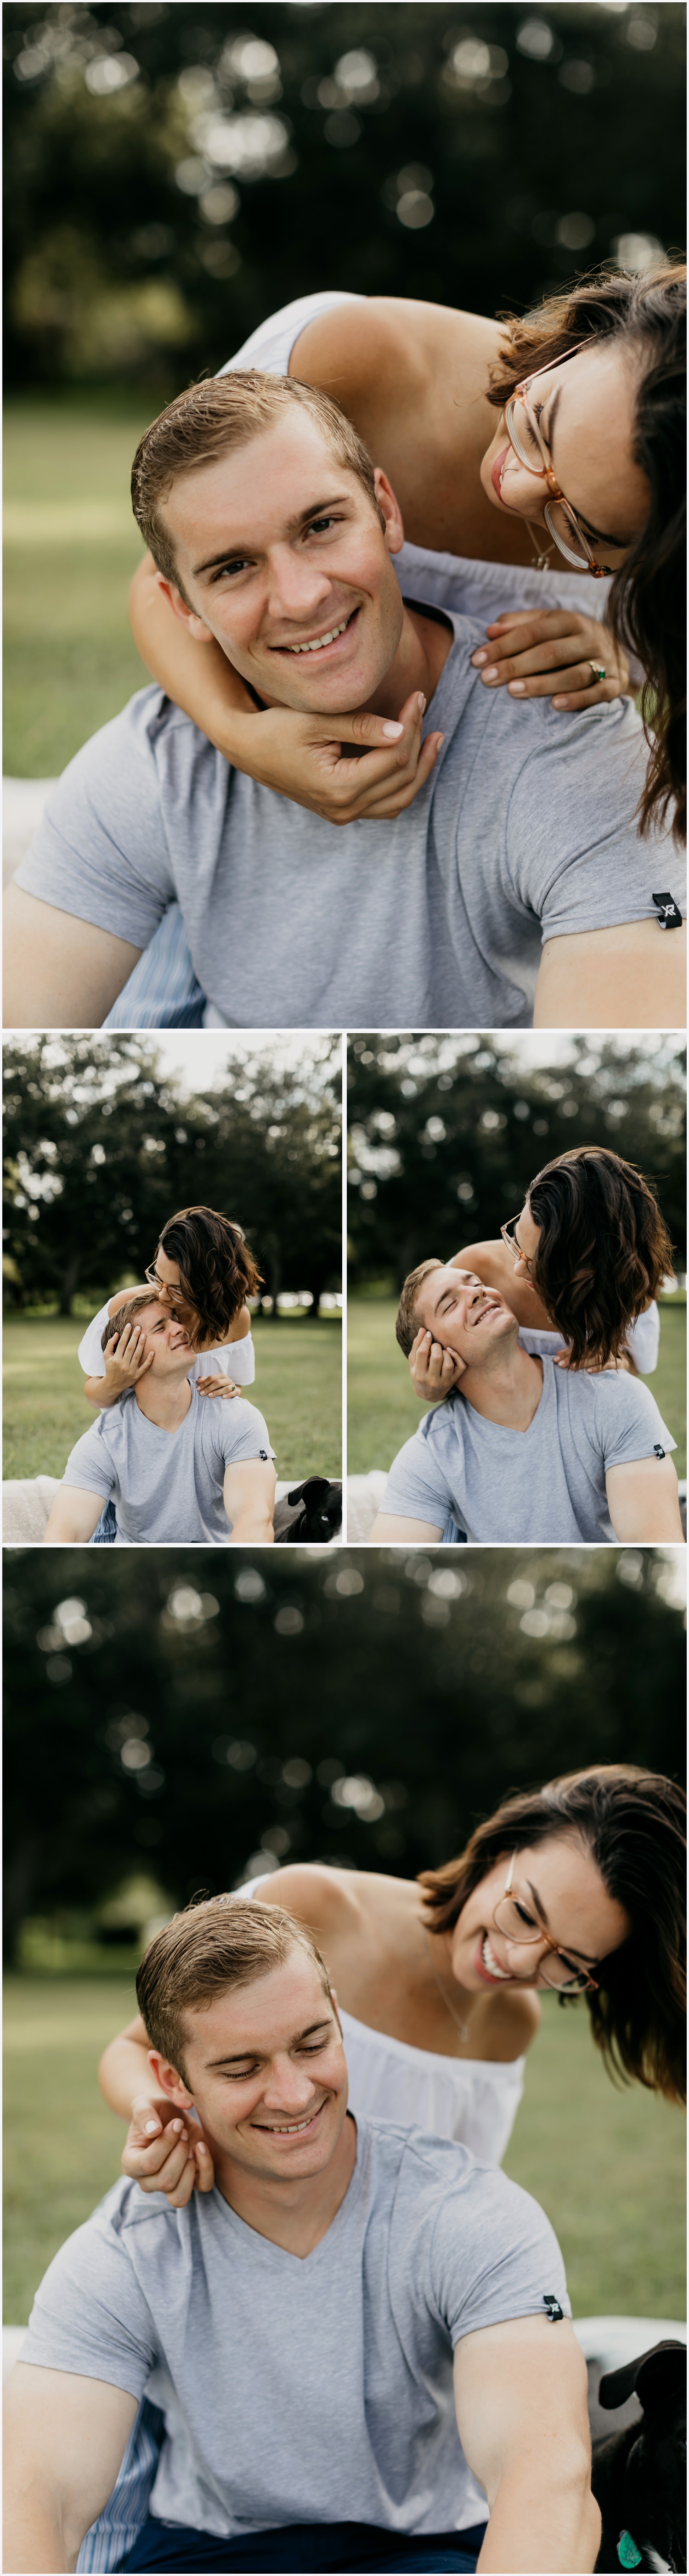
[409,1327,467,1402]
[470,608,630,711]
[122,2094,215,2205]
[102,1323,155,1395]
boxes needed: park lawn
[4,400,152,776]
[4,1974,684,2325]
[347,1294,687,1479]
[2,1311,341,1484]
[503,1991,686,2320]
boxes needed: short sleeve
[13,695,175,949]
[595,1375,676,1470]
[430,2168,570,2350]
[62,1422,115,1502]
[505,698,687,943]
[215,1400,275,1465]
[22,2215,157,2401]
[380,1429,455,1530]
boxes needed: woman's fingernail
[552,695,567,707]
[418,693,427,714]
[382,721,404,738]
[471,649,488,666]
[481,665,499,682]
[144,2120,160,2135]
[508,680,526,695]
[171,2120,183,2134]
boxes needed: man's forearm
[477,2462,600,2573]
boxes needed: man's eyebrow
[206,2015,333,2067]
[526,1879,598,1963]
[192,494,353,579]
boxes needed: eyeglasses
[492,1854,599,1994]
[503,346,613,578]
[144,1264,165,1291]
[500,1215,535,1276]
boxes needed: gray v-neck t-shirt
[22,2116,570,2542]
[62,1383,274,1544]
[15,546,685,1031]
[381,1356,675,1544]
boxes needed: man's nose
[265,546,333,624]
[261,2056,320,2111]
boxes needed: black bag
[273,1478,342,1544]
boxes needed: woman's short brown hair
[419,1766,686,2106]
[136,1896,335,2084]
[524,1145,674,1369]
[156,1206,263,1351]
[488,262,686,842]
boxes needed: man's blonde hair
[395,1259,444,1357]
[102,1290,159,1353]
[131,370,385,602]
[136,1895,336,2084]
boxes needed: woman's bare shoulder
[449,1239,504,1282]
[254,1863,361,1935]
[289,296,429,405]
[227,1304,251,1342]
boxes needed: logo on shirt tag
[653,1443,666,1459]
[542,2293,564,2323]
[652,892,683,929]
[259,1449,269,1460]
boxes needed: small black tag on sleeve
[653,1443,666,1459]
[652,892,683,929]
[542,2294,564,2323]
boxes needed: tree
[3,1547,684,1961]
[347,1035,686,1287]
[2,1035,341,1314]
[4,4,686,391]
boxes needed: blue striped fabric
[90,1499,118,1545]
[77,2397,164,2573]
[104,905,206,1029]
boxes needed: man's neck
[458,1338,544,1429]
[135,1370,193,1432]
[365,600,453,723]
[212,2111,357,2260]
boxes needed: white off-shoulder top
[239,1877,525,2167]
[78,1302,256,1388]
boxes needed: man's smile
[269,605,361,660]
[250,2098,328,2138]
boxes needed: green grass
[2,1310,342,1484]
[503,1993,686,2320]
[347,1295,687,1479]
[4,1975,684,2326]
[4,400,152,776]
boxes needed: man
[369,1265,683,1546]
[4,371,685,1033]
[42,1293,276,1547]
[4,1897,600,2575]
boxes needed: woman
[407,1146,672,1405]
[99,1765,686,2204]
[79,1204,261,1413]
[130,264,686,840]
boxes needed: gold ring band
[588,661,606,684]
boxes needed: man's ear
[155,572,215,646]
[147,2047,195,2107]
[373,467,405,557]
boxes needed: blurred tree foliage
[2,1035,341,1314]
[4,2,686,390]
[3,1546,684,1959]
[347,1035,686,1287]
